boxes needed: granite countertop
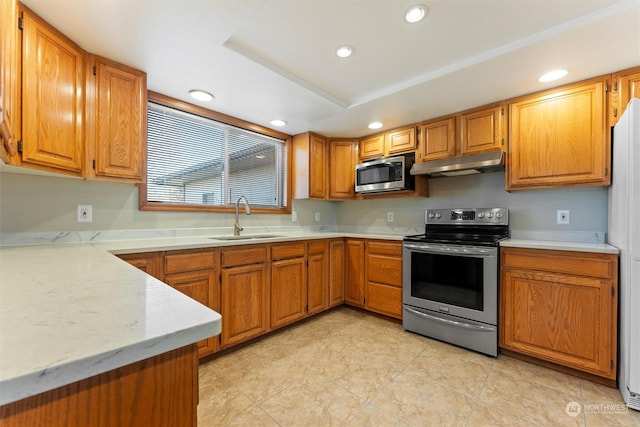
[0,230,404,407]
[0,228,617,407]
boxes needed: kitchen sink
[208,234,285,241]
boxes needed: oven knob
[496,212,503,218]
[428,213,435,219]
[487,212,494,218]
[435,213,442,218]
[477,212,484,218]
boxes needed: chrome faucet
[234,196,251,236]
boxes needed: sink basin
[208,234,285,241]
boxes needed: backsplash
[0,169,608,244]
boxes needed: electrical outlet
[387,212,394,222]
[314,212,320,222]
[291,211,298,222]
[557,209,570,225]
[77,205,93,223]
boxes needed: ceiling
[20,0,640,138]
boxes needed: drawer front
[367,254,402,287]
[501,248,616,279]
[366,240,402,257]
[164,249,216,274]
[222,246,268,268]
[308,240,327,255]
[271,242,306,260]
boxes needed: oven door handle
[403,243,496,256]
[404,307,495,332]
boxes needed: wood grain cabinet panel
[271,256,307,329]
[0,0,19,163]
[20,6,85,175]
[328,239,345,307]
[345,239,365,307]
[292,132,327,199]
[88,55,146,182]
[117,252,163,280]
[365,240,402,319]
[418,117,456,162]
[358,133,385,160]
[386,126,417,155]
[611,66,640,126]
[507,77,609,190]
[459,104,504,156]
[329,139,357,199]
[307,240,329,315]
[500,247,618,381]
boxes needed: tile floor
[198,307,640,427]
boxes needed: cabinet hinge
[614,82,618,91]
[605,83,609,93]
[605,167,609,177]
[501,108,504,116]
[93,65,96,76]
[17,140,23,153]
[92,159,96,170]
[501,138,504,146]
[612,286,615,296]
[613,108,618,118]
[18,17,23,30]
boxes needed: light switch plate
[387,212,394,222]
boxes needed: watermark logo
[565,401,582,417]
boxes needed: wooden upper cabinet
[386,126,417,155]
[459,104,504,156]
[0,0,19,163]
[292,132,327,199]
[87,55,146,182]
[359,127,417,160]
[358,133,385,160]
[329,139,357,199]
[507,77,609,190]
[418,117,456,161]
[20,6,85,175]
[611,66,640,126]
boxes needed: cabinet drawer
[222,246,268,268]
[308,240,327,255]
[271,242,306,260]
[367,254,402,287]
[366,240,402,257]
[365,282,402,319]
[501,248,616,279]
[164,249,216,274]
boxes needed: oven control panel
[425,208,508,225]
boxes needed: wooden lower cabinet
[345,239,365,307]
[116,251,163,280]
[328,239,345,307]
[271,243,307,329]
[308,240,329,315]
[221,246,270,348]
[0,344,199,427]
[500,247,618,381]
[364,240,402,319]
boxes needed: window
[141,93,290,213]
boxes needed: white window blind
[147,102,287,208]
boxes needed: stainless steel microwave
[355,153,415,194]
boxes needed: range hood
[410,151,504,177]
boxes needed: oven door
[402,242,498,325]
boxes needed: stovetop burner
[404,207,509,247]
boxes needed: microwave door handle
[403,243,495,257]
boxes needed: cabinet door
[20,7,84,175]
[117,252,164,280]
[613,67,640,125]
[507,78,608,190]
[419,117,455,161]
[307,241,329,315]
[386,126,416,155]
[459,104,504,156]
[329,139,356,199]
[329,239,345,307]
[271,257,307,329]
[359,133,384,160]
[164,270,220,357]
[365,241,402,319]
[345,239,365,307]
[0,0,19,162]
[91,56,146,182]
[309,133,327,199]
[221,263,269,348]
[500,269,615,379]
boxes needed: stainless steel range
[402,207,509,357]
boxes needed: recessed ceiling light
[539,69,568,83]
[368,121,383,130]
[405,5,427,23]
[188,90,214,102]
[270,119,287,127]
[336,45,354,58]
